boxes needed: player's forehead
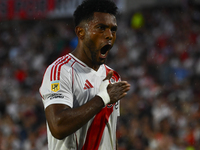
[89,12,117,27]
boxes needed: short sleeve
[39,65,73,109]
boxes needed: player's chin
[98,58,106,64]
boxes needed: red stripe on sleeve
[53,65,58,81]
[50,66,54,81]
[50,56,67,81]
[57,58,71,80]
[50,56,69,81]
[55,56,67,65]
[81,106,113,150]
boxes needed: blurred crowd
[0,2,200,150]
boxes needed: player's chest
[73,72,105,104]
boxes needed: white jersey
[39,53,120,150]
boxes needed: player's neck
[71,48,100,71]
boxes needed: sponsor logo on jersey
[51,81,60,92]
[47,93,64,100]
[83,80,94,90]
[110,76,117,83]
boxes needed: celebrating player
[39,0,131,149]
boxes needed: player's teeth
[101,54,105,56]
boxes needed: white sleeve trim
[43,98,73,109]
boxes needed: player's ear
[75,26,85,40]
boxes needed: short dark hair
[73,0,118,27]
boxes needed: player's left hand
[104,71,131,104]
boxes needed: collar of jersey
[69,53,104,75]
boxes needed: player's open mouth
[100,44,112,58]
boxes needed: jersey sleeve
[39,64,73,109]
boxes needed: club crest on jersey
[51,81,60,92]
[110,76,116,83]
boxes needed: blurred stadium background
[0,0,200,149]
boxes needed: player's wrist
[96,80,110,106]
[96,91,110,106]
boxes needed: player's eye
[98,26,106,31]
[111,26,117,32]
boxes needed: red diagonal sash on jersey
[81,65,120,150]
[81,106,113,150]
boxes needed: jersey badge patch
[51,81,60,92]
[110,76,117,83]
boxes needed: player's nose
[105,29,113,40]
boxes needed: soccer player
[39,0,131,149]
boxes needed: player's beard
[90,48,106,66]
[84,34,107,66]
[84,39,106,66]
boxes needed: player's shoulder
[103,64,121,82]
[41,54,74,83]
[47,54,75,73]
